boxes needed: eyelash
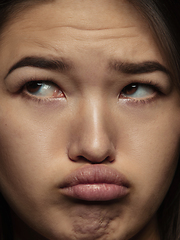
[20,78,65,103]
[19,78,163,104]
[119,81,163,104]
[21,91,53,103]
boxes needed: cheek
[105,108,180,237]
[0,104,72,211]
[115,110,180,218]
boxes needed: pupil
[26,82,42,93]
[124,84,137,95]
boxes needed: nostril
[106,156,115,163]
[69,155,88,162]
[72,155,115,164]
[77,156,87,162]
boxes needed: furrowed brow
[109,60,171,75]
[5,56,72,78]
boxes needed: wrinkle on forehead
[3,18,141,49]
[23,26,139,41]
[7,27,139,57]
[0,0,161,72]
[28,25,138,32]
[0,0,153,54]
[3,0,148,33]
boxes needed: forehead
[7,0,146,30]
[0,0,166,74]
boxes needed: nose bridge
[69,96,115,163]
[84,98,106,146]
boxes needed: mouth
[59,165,130,201]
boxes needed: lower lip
[61,183,128,201]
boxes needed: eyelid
[118,80,165,105]
[21,78,58,89]
[122,80,166,94]
[20,80,66,104]
[5,67,65,92]
[6,75,63,94]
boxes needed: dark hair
[130,0,180,88]
[0,0,180,240]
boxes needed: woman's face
[0,0,180,239]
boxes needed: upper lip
[59,164,130,188]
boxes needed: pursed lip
[59,164,130,201]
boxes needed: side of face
[0,0,180,240]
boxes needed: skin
[0,0,180,239]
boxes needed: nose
[68,99,115,163]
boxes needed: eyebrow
[109,60,171,75]
[5,56,171,79]
[5,56,72,78]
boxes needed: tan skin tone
[0,0,180,239]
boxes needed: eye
[120,83,155,99]
[24,81,64,98]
